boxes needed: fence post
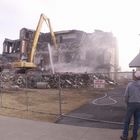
[0,73,2,107]
[58,74,62,116]
[25,73,29,112]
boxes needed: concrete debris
[0,72,117,89]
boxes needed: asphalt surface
[0,115,121,140]
[57,86,126,129]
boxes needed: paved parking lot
[57,87,126,129]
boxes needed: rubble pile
[1,72,116,89]
[0,71,15,89]
[27,73,93,88]
[29,73,117,88]
[0,71,117,89]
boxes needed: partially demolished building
[1,28,119,88]
[2,28,118,74]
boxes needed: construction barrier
[0,71,134,129]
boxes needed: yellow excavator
[12,13,57,70]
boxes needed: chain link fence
[0,70,133,123]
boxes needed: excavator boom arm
[30,14,57,63]
[12,13,57,70]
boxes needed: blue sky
[0,0,140,71]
